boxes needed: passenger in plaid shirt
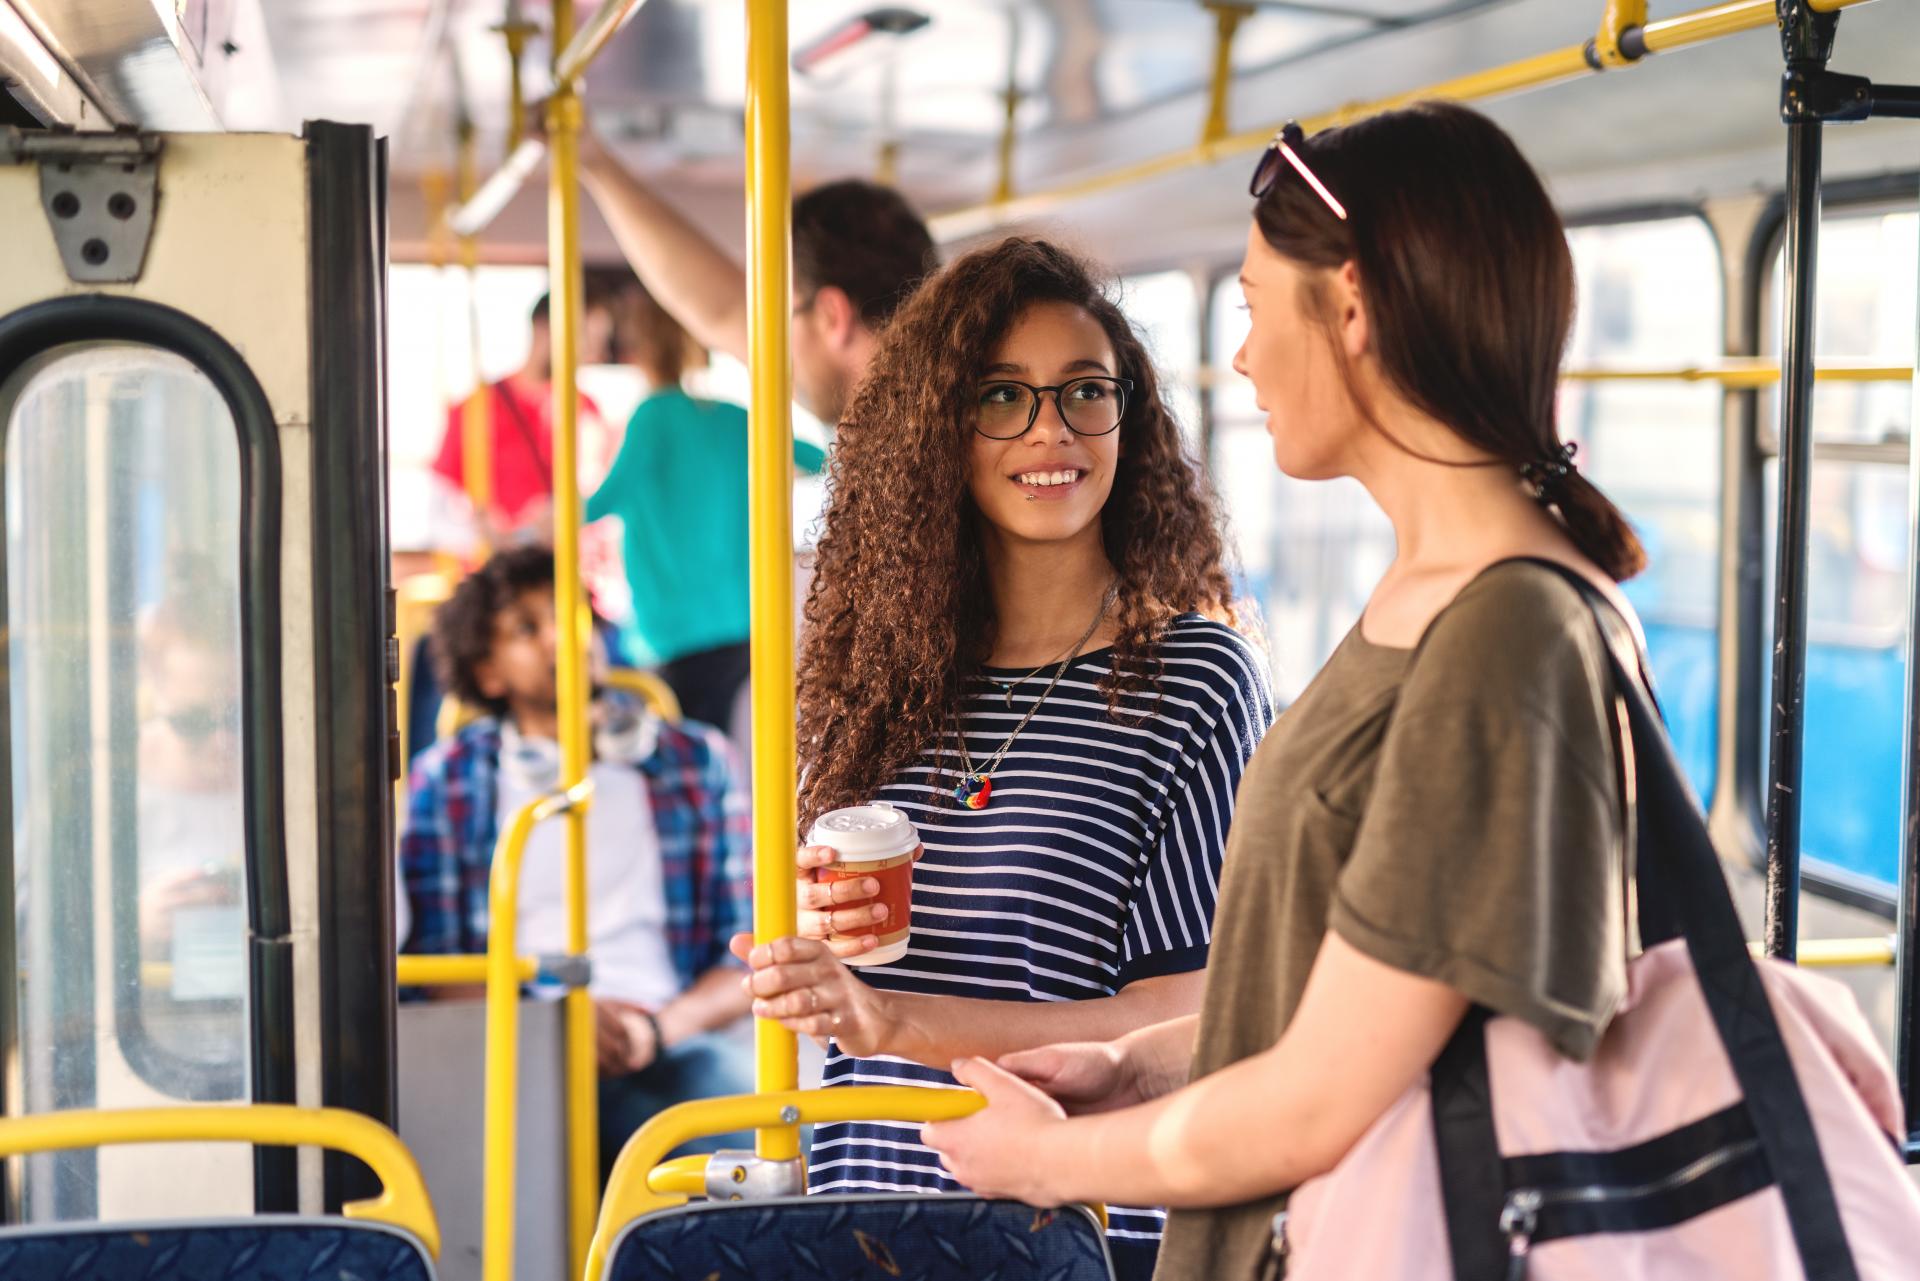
[399,547,753,1175]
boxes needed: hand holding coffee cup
[801,803,921,966]
[797,839,925,958]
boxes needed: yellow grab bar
[446,0,653,235]
[1199,361,1914,391]
[0,1105,440,1259]
[1561,361,1912,387]
[544,0,602,1269]
[743,0,801,1162]
[928,0,1885,240]
[1750,936,1896,967]
[587,1087,986,1279]
[482,779,593,1281]
[395,954,538,986]
[645,1153,710,1197]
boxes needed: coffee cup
[805,802,919,966]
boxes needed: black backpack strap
[1429,1008,1506,1279]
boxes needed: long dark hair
[796,237,1235,822]
[1254,102,1645,581]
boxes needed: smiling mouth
[1012,468,1085,493]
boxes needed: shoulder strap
[1430,558,1858,1280]
[493,381,554,489]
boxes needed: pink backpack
[1272,564,1920,1280]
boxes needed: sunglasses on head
[1249,121,1347,221]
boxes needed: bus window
[1560,216,1724,805]
[1119,270,1201,450]
[1206,213,1725,734]
[386,262,551,554]
[4,342,252,1218]
[1206,273,1392,703]
[1760,208,1918,892]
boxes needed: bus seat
[590,1089,1113,1281]
[0,1104,440,1279]
[0,1218,434,1281]
[601,1195,1112,1281]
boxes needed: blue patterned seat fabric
[0,1217,435,1281]
[605,1194,1113,1281]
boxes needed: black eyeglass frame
[971,376,1134,440]
[1249,120,1348,221]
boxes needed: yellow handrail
[587,1086,987,1279]
[0,1105,440,1259]
[928,0,1885,240]
[744,0,801,1163]
[395,954,538,986]
[1195,361,1916,391]
[545,1,601,1270]
[1592,0,1649,69]
[645,1153,710,1197]
[456,122,494,533]
[1200,4,1252,146]
[481,779,593,1281]
[553,0,654,88]
[1751,936,1897,967]
[1561,361,1913,387]
[446,0,653,236]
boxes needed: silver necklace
[953,582,1117,810]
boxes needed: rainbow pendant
[954,774,992,809]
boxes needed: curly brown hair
[796,237,1236,823]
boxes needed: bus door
[0,123,396,1221]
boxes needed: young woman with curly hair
[729,236,1272,1279]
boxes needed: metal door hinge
[0,126,162,284]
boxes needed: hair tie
[1518,442,1578,503]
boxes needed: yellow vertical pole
[498,12,538,153]
[457,123,494,537]
[745,0,800,1162]
[1200,5,1250,146]
[546,0,601,1269]
[992,16,1021,205]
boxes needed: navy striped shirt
[812,615,1273,1254]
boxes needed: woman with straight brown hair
[922,102,1649,1280]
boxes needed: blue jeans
[597,1030,754,1184]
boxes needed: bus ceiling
[6,2,1918,266]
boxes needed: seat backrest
[0,1216,435,1281]
[604,1194,1112,1281]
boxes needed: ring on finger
[807,989,819,1015]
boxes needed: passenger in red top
[429,290,616,548]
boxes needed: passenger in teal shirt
[587,286,825,730]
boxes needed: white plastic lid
[805,802,920,862]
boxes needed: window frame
[1741,176,1920,917]
[0,298,293,1156]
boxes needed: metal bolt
[730,1165,747,1184]
[50,191,79,219]
[107,192,136,220]
[81,239,109,266]
[779,1105,801,1124]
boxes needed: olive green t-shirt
[1154,562,1630,1281]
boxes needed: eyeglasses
[973,376,1132,440]
[1249,121,1347,221]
